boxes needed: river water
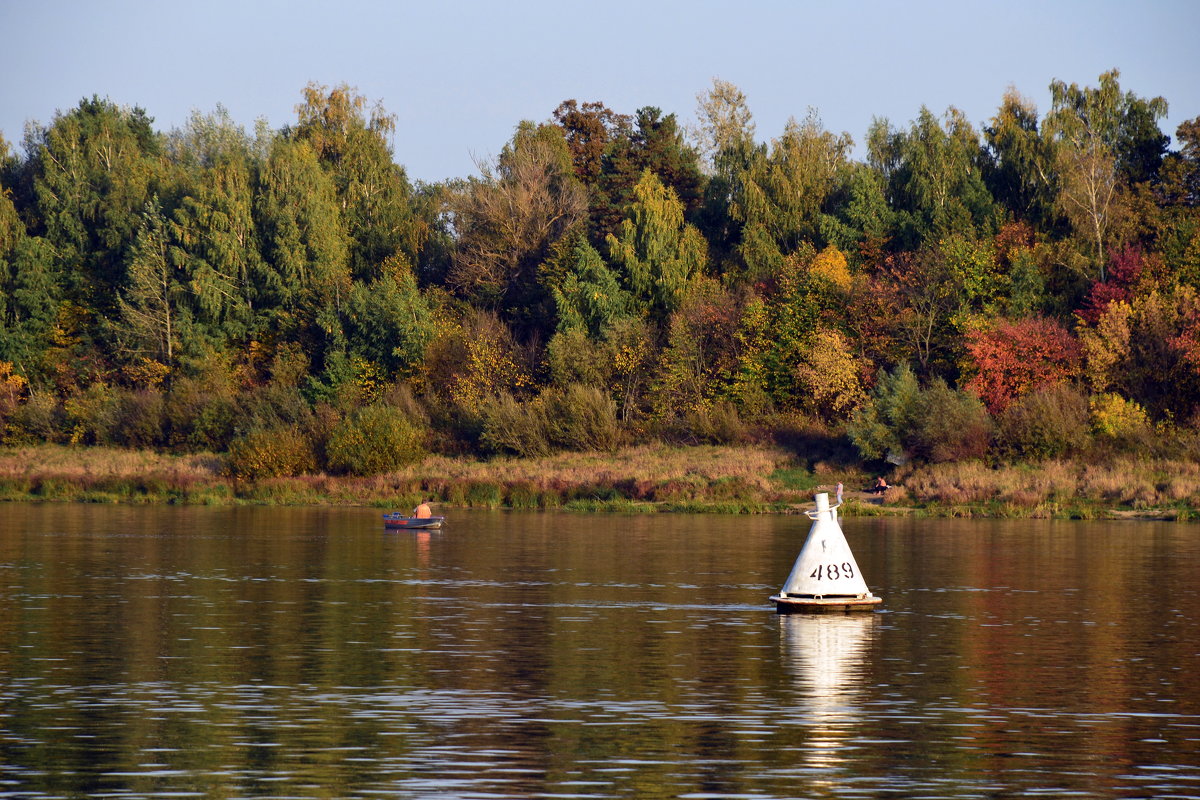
[0,504,1197,799]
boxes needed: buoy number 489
[809,562,855,580]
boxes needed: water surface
[1,505,1198,798]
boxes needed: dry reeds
[0,445,226,502]
[4,442,1199,516]
[900,456,1200,515]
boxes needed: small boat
[383,513,445,530]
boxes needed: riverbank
[1,444,1197,520]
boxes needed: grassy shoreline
[0,444,1197,521]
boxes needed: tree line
[1,72,1198,477]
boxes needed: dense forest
[2,71,1199,480]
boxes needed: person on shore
[873,476,890,494]
[836,482,844,504]
[413,499,432,518]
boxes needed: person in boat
[413,499,433,519]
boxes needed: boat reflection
[779,613,879,778]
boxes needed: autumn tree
[27,97,166,314]
[291,83,426,281]
[842,272,907,370]
[1077,244,1148,324]
[1079,287,1200,418]
[984,87,1058,231]
[254,135,351,367]
[887,106,1000,247]
[879,247,961,376]
[448,122,587,337]
[117,198,181,369]
[1044,69,1168,277]
[961,317,1082,414]
[553,100,632,185]
[794,328,867,419]
[650,277,740,417]
[727,245,829,411]
[992,221,1050,317]
[607,169,707,317]
[437,310,533,410]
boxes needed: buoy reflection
[780,613,879,777]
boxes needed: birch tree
[118,198,179,367]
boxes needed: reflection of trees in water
[779,613,880,778]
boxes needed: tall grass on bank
[0,445,228,503]
[897,458,1200,517]
[3,444,1198,518]
[0,443,801,510]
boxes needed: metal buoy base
[770,594,882,613]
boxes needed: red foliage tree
[1171,305,1200,377]
[963,317,1082,414]
[843,274,906,371]
[1077,245,1144,324]
[993,220,1035,268]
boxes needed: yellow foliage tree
[808,244,852,291]
[1089,393,1150,439]
[445,312,531,409]
[0,361,28,420]
[794,328,866,419]
[1079,300,1133,392]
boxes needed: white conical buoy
[771,492,882,612]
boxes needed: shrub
[850,366,989,464]
[382,383,431,430]
[164,375,238,452]
[996,383,1090,459]
[910,379,993,463]
[8,392,65,443]
[226,427,317,480]
[684,401,749,445]
[848,364,922,463]
[427,390,486,456]
[506,481,541,509]
[464,481,503,508]
[546,329,611,388]
[544,384,622,452]
[1090,393,1152,448]
[325,404,425,476]
[62,383,120,445]
[480,392,552,457]
[111,388,166,449]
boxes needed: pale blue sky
[2,0,1197,184]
